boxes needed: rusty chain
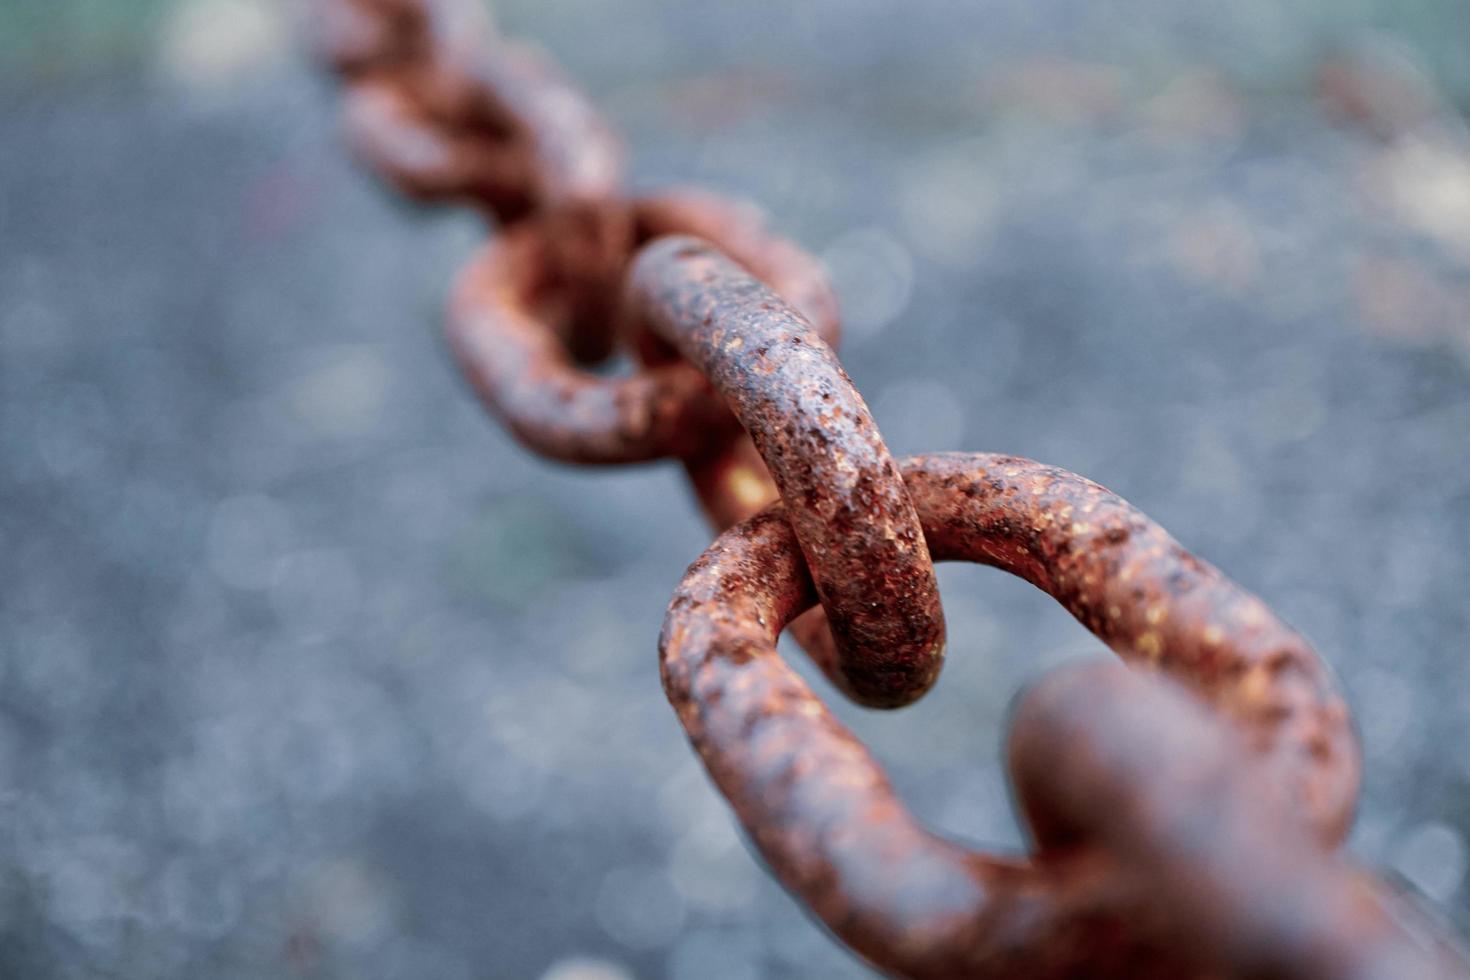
[310,1,1470,976]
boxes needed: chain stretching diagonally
[310,1,1470,976]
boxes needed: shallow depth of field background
[2,1,1470,978]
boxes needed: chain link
[310,1,1470,975]
[627,237,945,707]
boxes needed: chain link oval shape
[629,238,946,707]
[658,455,1442,978]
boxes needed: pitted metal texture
[310,0,1470,975]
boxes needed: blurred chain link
[311,0,1470,975]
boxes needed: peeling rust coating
[660,454,1462,978]
[630,238,946,708]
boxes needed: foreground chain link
[310,1,1470,975]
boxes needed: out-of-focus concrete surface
[2,2,1469,977]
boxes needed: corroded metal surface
[904,453,1358,843]
[446,194,840,464]
[307,0,1470,975]
[632,189,841,343]
[314,0,623,217]
[1009,663,1466,980]
[659,454,1460,977]
[628,238,946,708]
[316,0,629,361]
[447,223,731,463]
[341,75,535,214]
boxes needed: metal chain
[310,1,1470,975]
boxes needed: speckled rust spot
[661,454,1465,978]
[631,238,946,708]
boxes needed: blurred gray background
[2,1,1470,977]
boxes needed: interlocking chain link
[627,238,945,707]
[310,1,1470,975]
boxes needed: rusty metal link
[316,0,618,211]
[626,238,945,708]
[315,0,629,362]
[447,191,839,464]
[309,1,1470,976]
[444,190,856,690]
[659,454,1458,977]
[1008,664,1460,980]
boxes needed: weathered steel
[658,454,1455,977]
[309,0,1470,975]
[629,238,945,708]
[315,0,622,217]
[316,0,629,362]
[341,76,535,214]
[1008,662,1464,980]
[447,194,840,464]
